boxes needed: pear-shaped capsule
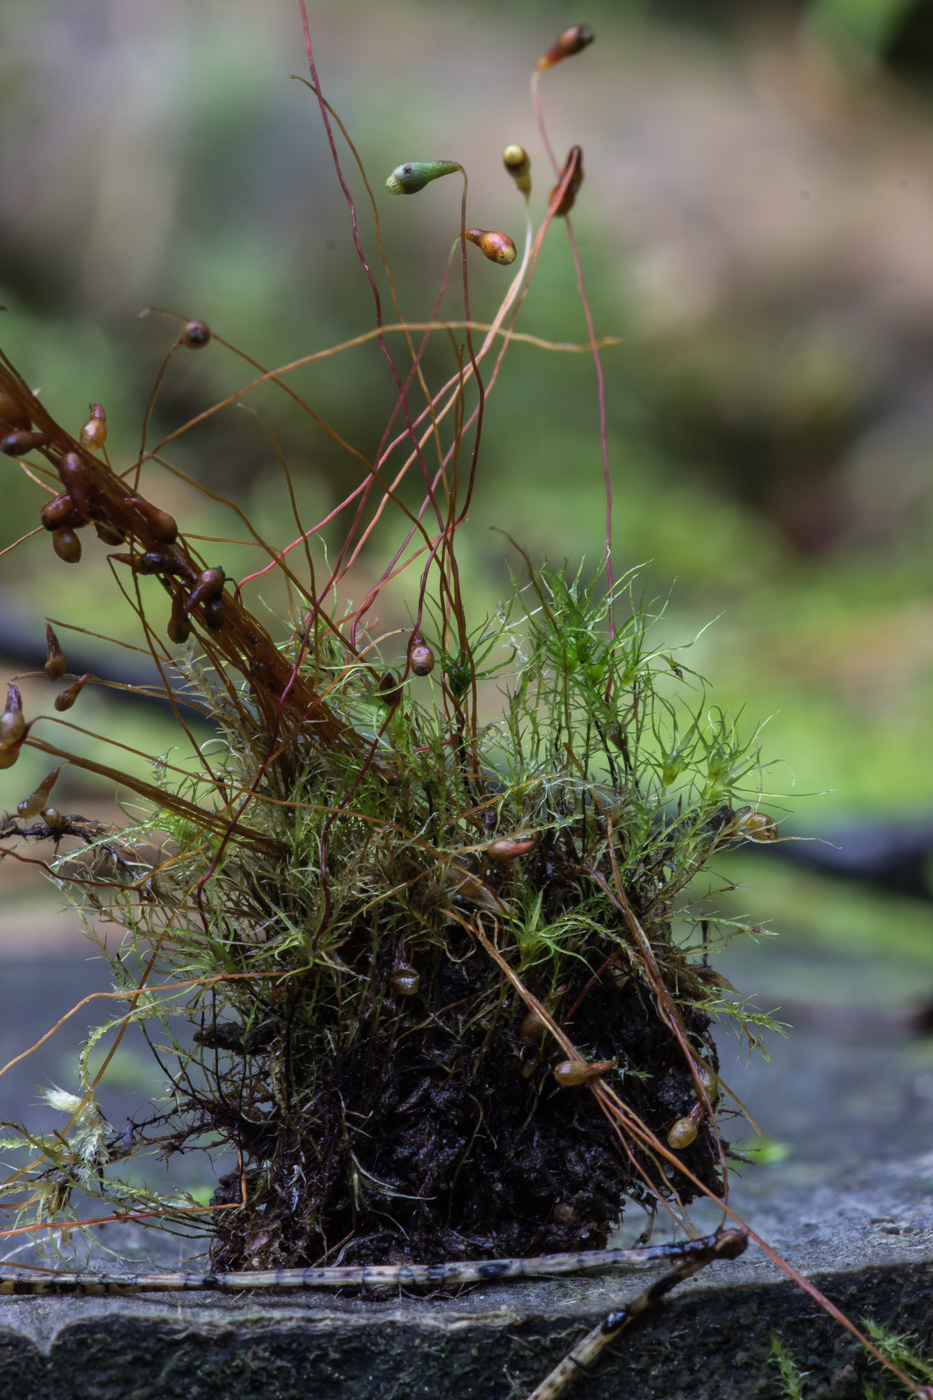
[44,622,67,680]
[203,594,225,630]
[40,493,82,532]
[1,430,49,457]
[385,160,461,195]
[390,964,420,997]
[408,633,435,677]
[185,567,225,615]
[182,320,211,348]
[737,810,779,843]
[376,671,402,708]
[536,25,595,73]
[80,403,107,450]
[17,766,64,819]
[519,1007,548,1044]
[464,229,517,266]
[58,453,92,520]
[0,739,23,769]
[52,527,82,563]
[503,145,532,196]
[553,1056,616,1087]
[487,835,537,863]
[549,147,584,217]
[0,684,25,744]
[0,389,31,434]
[667,1101,705,1150]
[126,495,178,544]
[54,674,89,712]
[167,597,192,645]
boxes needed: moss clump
[0,26,780,1270]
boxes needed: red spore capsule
[52,527,82,563]
[487,835,537,863]
[464,229,517,266]
[537,25,595,73]
[1,430,49,457]
[549,147,584,217]
[41,493,82,532]
[0,684,25,745]
[182,321,211,348]
[45,622,67,680]
[54,674,89,712]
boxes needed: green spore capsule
[385,160,460,195]
[503,145,531,196]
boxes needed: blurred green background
[2,0,933,1011]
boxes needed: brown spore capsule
[464,229,518,266]
[408,634,435,676]
[17,765,64,819]
[667,1100,705,1150]
[185,566,225,615]
[376,671,402,707]
[552,1056,616,1087]
[95,521,124,546]
[537,24,595,73]
[41,807,65,830]
[136,550,180,576]
[503,144,531,196]
[58,453,93,519]
[45,622,66,680]
[182,320,211,348]
[79,403,107,450]
[52,527,82,563]
[126,495,179,544]
[549,147,584,217]
[167,598,192,645]
[54,674,89,712]
[738,810,779,843]
[40,493,82,532]
[0,389,31,434]
[1,430,49,457]
[519,1008,548,1044]
[0,739,23,769]
[390,964,420,997]
[0,684,25,745]
[203,594,224,630]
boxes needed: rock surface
[1,949,932,1398]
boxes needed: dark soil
[204,925,723,1271]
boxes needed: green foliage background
[2,0,933,983]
